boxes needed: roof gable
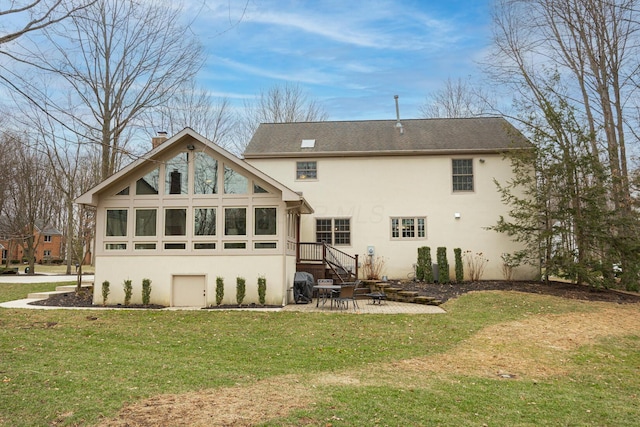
[76,128,311,211]
[244,117,530,158]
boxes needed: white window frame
[390,217,427,240]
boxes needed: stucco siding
[93,254,290,306]
[247,154,538,281]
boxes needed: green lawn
[1,282,638,426]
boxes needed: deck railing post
[354,254,359,280]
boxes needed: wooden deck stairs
[296,242,358,283]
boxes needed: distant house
[0,222,63,264]
[244,117,538,282]
[76,128,312,307]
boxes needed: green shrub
[236,277,246,305]
[216,277,224,305]
[123,279,132,306]
[258,276,267,305]
[141,278,152,306]
[101,280,110,306]
[454,248,464,282]
[437,247,449,283]
[417,246,433,282]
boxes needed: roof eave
[75,128,316,213]
[244,146,531,159]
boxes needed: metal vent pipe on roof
[394,95,404,134]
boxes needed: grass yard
[2,263,94,275]
[0,282,639,426]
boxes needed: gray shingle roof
[244,117,530,158]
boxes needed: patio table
[313,284,341,307]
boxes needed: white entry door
[172,275,206,307]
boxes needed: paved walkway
[0,274,445,314]
[281,299,445,314]
[0,274,93,284]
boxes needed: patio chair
[333,284,358,310]
[352,280,368,301]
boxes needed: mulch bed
[29,290,165,309]
[396,280,640,304]
[27,280,640,308]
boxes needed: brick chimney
[151,131,168,149]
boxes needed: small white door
[172,275,206,307]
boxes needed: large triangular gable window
[165,153,189,195]
[136,168,159,195]
[116,187,129,196]
[253,183,269,194]
[224,166,248,194]
[194,152,218,194]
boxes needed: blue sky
[188,0,493,121]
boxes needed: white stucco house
[77,117,537,307]
[76,128,312,307]
[244,117,538,283]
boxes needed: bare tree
[30,110,100,275]
[0,0,95,46]
[419,77,493,118]
[0,116,13,220]
[5,0,203,180]
[234,82,328,154]
[488,0,640,289]
[0,131,57,275]
[143,80,236,151]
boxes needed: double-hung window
[452,159,473,192]
[315,218,350,245]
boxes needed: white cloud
[210,55,335,85]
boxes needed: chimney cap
[152,131,169,149]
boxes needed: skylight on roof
[301,139,315,148]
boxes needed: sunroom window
[165,209,186,236]
[106,209,128,236]
[136,168,159,195]
[224,166,248,194]
[224,208,246,235]
[165,153,189,195]
[194,208,216,236]
[255,207,277,235]
[135,209,157,236]
[194,153,218,194]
